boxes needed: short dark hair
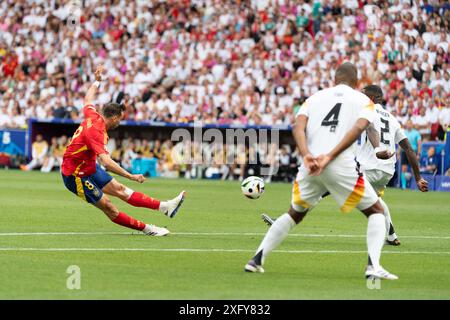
[363,85,383,104]
[335,62,358,88]
[102,102,125,118]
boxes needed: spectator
[41,136,67,173]
[439,104,450,134]
[400,120,422,189]
[122,142,138,172]
[20,134,48,171]
[412,107,431,140]
[0,0,448,144]
[420,146,440,175]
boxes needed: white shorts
[291,162,379,213]
[364,169,393,196]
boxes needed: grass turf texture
[0,170,449,299]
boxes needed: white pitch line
[0,231,448,240]
[0,247,448,255]
[174,232,450,240]
[0,232,126,236]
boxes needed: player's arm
[328,118,370,159]
[313,118,370,176]
[366,124,380,149]
[84,65,104,106]
[98,153,145,183]
[398,138,428,192]
[292,110,318,173]
[366,125,394,160]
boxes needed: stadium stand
[0,0,449,188]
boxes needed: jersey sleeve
[296,99,309,117]
[83,104,99,118]
[85,127,108,156]
[357,98,376,124]
[393,118,407,144]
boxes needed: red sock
[127,192,160,210]
[112,212,146,231]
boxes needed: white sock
[159,201,168,213]
[379,198,398,240]
[367,213,386,270]
[256,213,296,265]
[379,198,392,236]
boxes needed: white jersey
[297,84,375,167]
[357,104,407,175]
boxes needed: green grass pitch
[0,170,449,299]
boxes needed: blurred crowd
[109,137,301,181]
[21,134,302,181]
[0,0,449,140]
[21,132,449,182]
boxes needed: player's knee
[362,201,384,217]
[116,182,125,192]
[99,198,119,220]
[373,201,384,214]
[109,181,129,200]
[115,183,126,196]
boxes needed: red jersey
[61,105,109,177]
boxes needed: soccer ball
[241,176,265,199]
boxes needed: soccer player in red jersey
[61,66,185,236]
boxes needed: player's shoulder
[83,104,98,115]
[374,103,390,116]
[83,104,102,120]
[378,106,401,126]
[84,104,96,111]
[306,86,335,104]
[88,116,105,132]
[350,88,371,104]
[313,86,338,96]
[323,85,370,103]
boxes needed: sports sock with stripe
[255,213,296,265]
[379,198,397,240]
[366,213,386,270]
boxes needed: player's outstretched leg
[260,191,329,228]
[379,198,400,246]
[261,213,276,226]
[245,207,306,273]
[361,201,398,280]
[102,179,186,218]
[95,194,169,236]
[161,190,186,218]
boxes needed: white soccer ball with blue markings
[241,176,265,199]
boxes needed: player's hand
[312,154,332,176]
[376,150,394,160]
[131,174,146,183]
[417,178,428,192]
[95,65,105,81]
[303,154,319,175]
